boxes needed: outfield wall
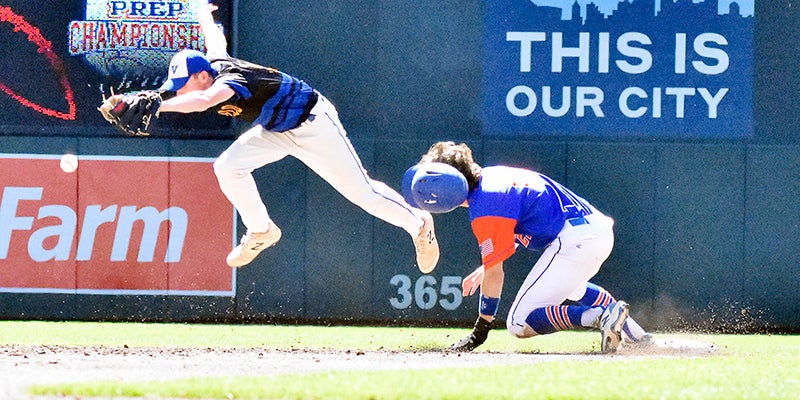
[1,137,797,332]
[1,1,798,332]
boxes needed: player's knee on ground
[506,320,539,338]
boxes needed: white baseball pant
[506,211,615,338]
[213,93,425,238]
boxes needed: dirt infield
[0,338,717,399]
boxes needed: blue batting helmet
[402,162,468,213]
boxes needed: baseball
[60,153,78,173]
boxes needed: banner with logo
[0,154,235,296]
[483,0,755,138]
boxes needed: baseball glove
[98,90,162,137]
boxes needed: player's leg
[286,96,439,272]
[505,245,602,338]
[506,215,618,338]
[570,282,652,344]
[213,125,293,266]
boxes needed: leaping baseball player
[402,142,652,353]
[98,3,439,272]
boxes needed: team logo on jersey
[514,233,532,248]
[218,104,242,117]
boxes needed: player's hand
[461,265,485,297]
[195,2,226,54]
[450,317,493,352]
[196,2,219,26]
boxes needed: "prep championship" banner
[483,0,754,138]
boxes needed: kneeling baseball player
[98,3,439,272]
[402,142,652,353]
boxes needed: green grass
[3,321,798,399]
[38,355,800,400]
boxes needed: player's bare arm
[478,262,504,320]
[160,82,234,114]
[196,3,227,55]
[450,261,503,352]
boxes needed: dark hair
[419,141,481,190]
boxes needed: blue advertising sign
[483,0,754,138]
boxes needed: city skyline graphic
[534,0,754,20]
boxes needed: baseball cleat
[414,212,440,274]
[600,301,629,354]
[624,332,655,348]
[226,223,282,268]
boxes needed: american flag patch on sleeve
[479,238,494,258]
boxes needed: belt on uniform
[566,216,589,227]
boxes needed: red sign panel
[0,154,235,296]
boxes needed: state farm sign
[0,154,235,296]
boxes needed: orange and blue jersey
[468,166,594,267]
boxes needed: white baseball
[60,154,78,173]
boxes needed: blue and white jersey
[468,166,595,265]
[209,56,318,132]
